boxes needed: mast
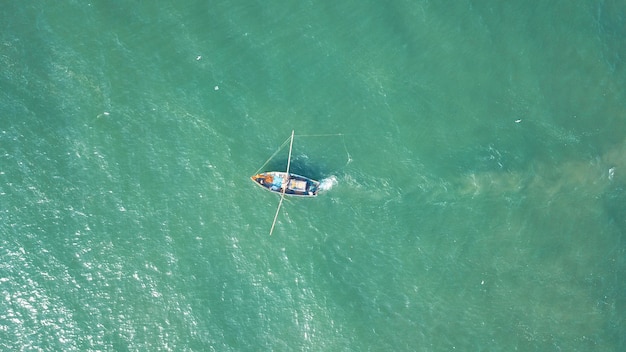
[269,130,294,235]
[285,130,294,178]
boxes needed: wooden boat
[251,130,319,235]
[250,172,320,197]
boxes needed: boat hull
[251,172,320,197]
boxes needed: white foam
[319,176,338,192]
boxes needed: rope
[253,135,292,175]
[295,133,352,165]
[253,132,356,175]
[342,134,353,166]
[295,133,347,137]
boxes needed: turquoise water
[1,1,625,350]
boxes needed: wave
[319,175,338,192]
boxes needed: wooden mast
[269,130,294,235]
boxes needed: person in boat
[269,175,283,192]
[257,175,270,186]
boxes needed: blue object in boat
[271,176,283,190]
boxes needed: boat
[250,172,320,197]
[251,130,320,235]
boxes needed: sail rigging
[268,130,294,236]
[250,130,320,235]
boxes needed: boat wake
[319,175,338,192]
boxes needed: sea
[1,1,625,351]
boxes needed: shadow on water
[261,157,331,181]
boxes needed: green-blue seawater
[1,1,625,351]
